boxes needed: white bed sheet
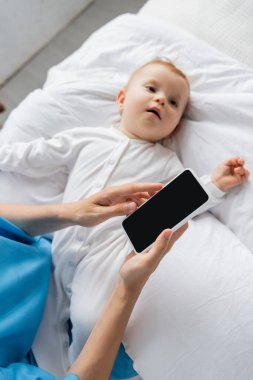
[124,214,253,380]
[1,12,253,380]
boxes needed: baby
[0,58,249,376]
[116,58,249,191]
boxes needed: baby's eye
[146,85,156,93]
[169,98,178,107]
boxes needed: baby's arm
[194,156,250,215]
[211,157,250,192]
[0,128,87,177]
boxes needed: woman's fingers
[94,183,164,218]
[99,183,163,205]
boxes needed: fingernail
[164,229,172,240]
[127,202,136,212]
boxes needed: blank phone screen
[122,170,209,252]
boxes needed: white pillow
[140,0,253,69]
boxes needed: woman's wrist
[59,201,88,227]
[115,276,145,305]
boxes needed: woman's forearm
[68,280,143,380]
[0,183,163,236]
[0,203,73,236]
[69,227,187,380]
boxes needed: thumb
[147,224,188,266]
[146,229,173,267]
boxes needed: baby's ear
[116,88,126,113]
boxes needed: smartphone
[122,169,209,253]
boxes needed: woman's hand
[118,223,188,294]
[65,182,163,227]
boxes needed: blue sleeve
[0,363,79,380]
[0,218,51,366]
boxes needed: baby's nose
[155,96,165,106]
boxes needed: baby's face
[117,63,189,142]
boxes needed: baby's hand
[211,157,250,192]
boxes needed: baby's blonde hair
[127,57,190,90]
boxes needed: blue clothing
[0,218,51,366]
[0,363,78,380]
[0,217,137,379]
[111,344,137,379]
[0,218,78,380]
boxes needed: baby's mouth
[146,108,161,120]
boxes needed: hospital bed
[0,0,253,379]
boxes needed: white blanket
[1,13,253,380]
